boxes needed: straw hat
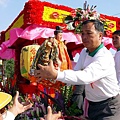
[0,92,12,109]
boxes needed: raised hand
[34,60,58,80]
[8,91,32,117]
[40,106,61,120]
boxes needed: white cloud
[0,0,9,7]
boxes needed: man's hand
[34,60,58,80]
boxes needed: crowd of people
[1,19,120,120]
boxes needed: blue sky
[0,0,120,32]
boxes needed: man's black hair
[54,26,63,35]
[82,19,104,34]
[112,30,120,36]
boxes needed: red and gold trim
[100,14,120,37]
[23,1,73,28]
[2,1,120,42]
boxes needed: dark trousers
[88,94,120,120]
[71,85,85,115]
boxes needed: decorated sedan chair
[0,0,120,107]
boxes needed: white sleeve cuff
[56,71,65,81]
[3,111,15,120]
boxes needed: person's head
[112,30,120,50]
[54,26,63,41]
[81,19,104,52]
[0,92,12,120]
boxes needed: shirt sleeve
[114,52,120,85]
[57,55,113,85]
[3,111,15,120]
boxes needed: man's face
[112,34,120,49]
[81,22,102,52]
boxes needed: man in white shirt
[112,30,120,87]
[35,20,120,120]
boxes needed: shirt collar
[86,43,104,57]
[117,48,120,51]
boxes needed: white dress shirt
[114,50,120,87]
[57,45,120,102]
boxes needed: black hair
[112,30,120,36]
[82,19,104,34]
[54,26,63,35]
